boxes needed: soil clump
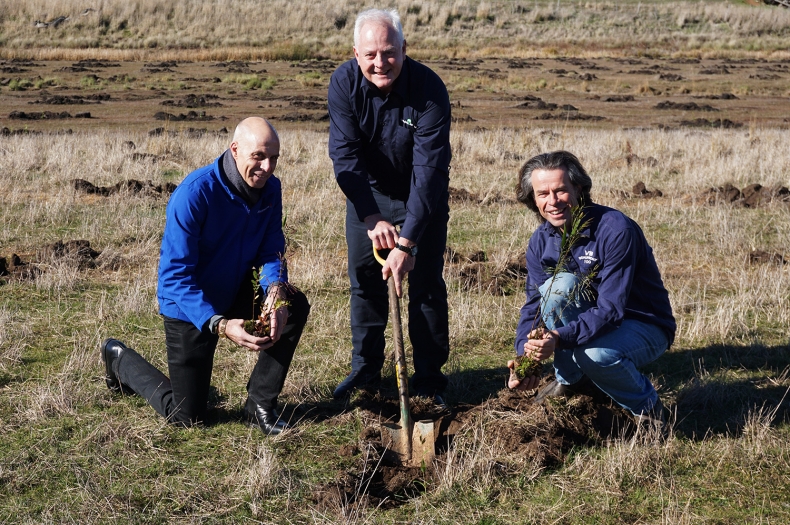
[313,383,634,513]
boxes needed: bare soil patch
[312,383,634,513]
[1,56,788,134]
[0,239,102,282]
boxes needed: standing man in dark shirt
[328,8,452,404]
[507,151,675,431]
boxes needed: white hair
[354,8,404,48]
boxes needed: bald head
[230,117,280,189]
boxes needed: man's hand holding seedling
[507,327,557,391]
[220,319,273,352]
[221,285,289,352]
[263,284,289,344]
[365,213,416,297]
[524,329,560,361]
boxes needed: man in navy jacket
[508,151,675,430]
[101,117,309,435]
[328,8,451,403]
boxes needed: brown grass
[3,0,790,60]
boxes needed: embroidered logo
[578,250,598,265]
[401,118,417,129]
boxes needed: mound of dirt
[161,94,222,108]
[272,112,329,122]
[535,111,605,121]
[679,118,742,128]
[655,101,718,111]
[29,93,109,105]
[444,247,526,295]
[72,178,176,197]
[9,110,91,119]
[632,181,663,198]
[694,93,738,100]
[313,384,635,514]
[153,110,215,122]
[212,61,254,73]
[603,95,634,102]
[73,60,120,68]
[748,250,786,265]
[1,239,102,282]
[697,183,790,207]
[517,98,558,110]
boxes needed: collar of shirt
[358,56,411,101]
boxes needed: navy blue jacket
[157,153,287,331]
[328,56,451,242]
[515,203,675,355]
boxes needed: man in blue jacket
[100,117,309,435]
[508,151,675,430]
[328,8,451,404]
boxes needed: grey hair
[354,8,404,48]
[516,151,593,219]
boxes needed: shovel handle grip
[373,243,387,267]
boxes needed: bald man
[100,117,310,435]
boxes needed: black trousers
[114,286,309,426]
[345,187,450,396]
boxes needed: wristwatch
[394,242,418,257]
[217,318,228,339]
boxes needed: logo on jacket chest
[578,250,598,265]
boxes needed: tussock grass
[2,0,790,60]
[1,124,789,521]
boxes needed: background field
[1,1,790,524]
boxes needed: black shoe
[534,375,605,404]
[332,370,382,399]
[245,399,289,436]
[100,338,128,393]
[431,393,449,412]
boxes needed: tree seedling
[243,265,291,337]
[515,204,598,383]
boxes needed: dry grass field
[1,0,790,523]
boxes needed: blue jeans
[540,272,668,415]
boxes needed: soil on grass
[312,381,634,514]
[0,239,103,282]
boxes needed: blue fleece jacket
[157,153,287,330]
[515,203,675,355]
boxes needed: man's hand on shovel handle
[383,244,415,297]
[365,214,398,251]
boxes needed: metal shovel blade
[412,419,437,466]
[381,419,437,467]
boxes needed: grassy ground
[2,0,790,522]
[1,125,789,523]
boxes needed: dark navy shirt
[328,56,451,242]
[515,203,676,355]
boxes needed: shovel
[373,244,437,467]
